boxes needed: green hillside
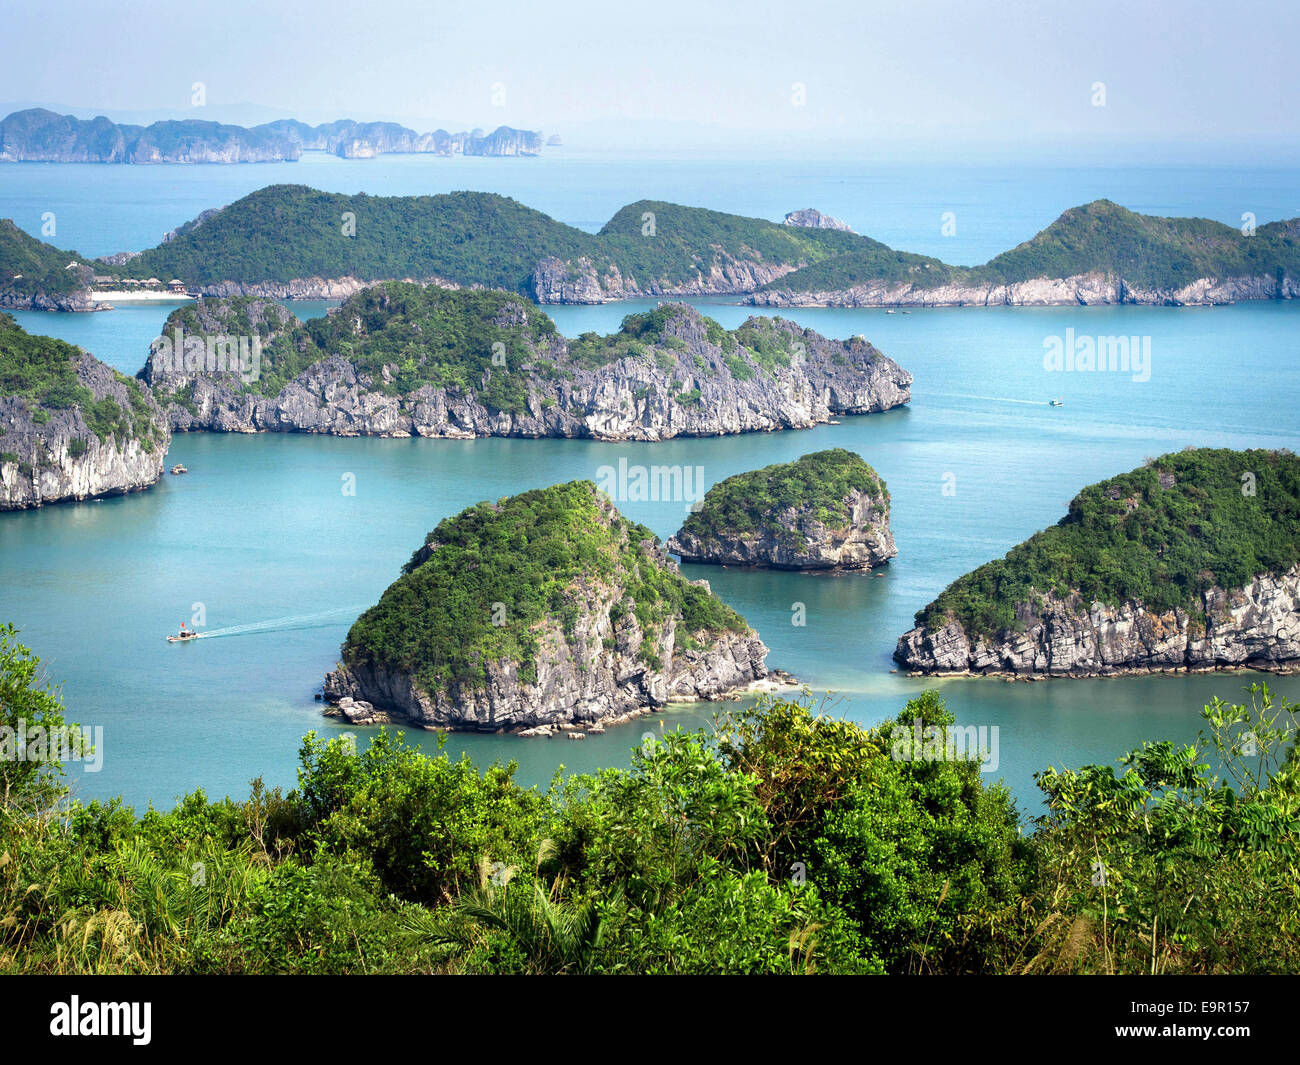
[0,220,90,299]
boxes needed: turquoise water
[4,292,1298,813]
[3,150,1299,265]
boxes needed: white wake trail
[186,605,366,640]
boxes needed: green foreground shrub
[0,624,1295,974]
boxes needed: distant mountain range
[0,108,548,163]
[2,188,1297,311]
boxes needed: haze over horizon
[3,0,1297,164]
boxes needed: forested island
[896,448,1300,677]
[667,449,896,570]
[8,187,1295,311]
[323,481,780,732]
[0,108,546,163]
[0,313,169,509]
[140,284,912,440]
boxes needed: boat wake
[183,606,366,641]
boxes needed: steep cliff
[0,314,169,509]
[895,449,1300,676]
[667,449,896,570]
[323,481,780,732]
[140,284,911,440]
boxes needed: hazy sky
[4,0,1296,156]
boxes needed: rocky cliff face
[669,486,896,570]
[1,353,169,510]
[0,287,98,312]
[529,255,802,304]
[142,298,912,441]
[895,567,1300,677]
[325,614,773,733]
[749,271,1300,308]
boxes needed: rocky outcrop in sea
[0,109,302,164]
[322,483,784,732]
[325,622,776,733]
[667,450,897,570]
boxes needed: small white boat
[1050,398,1064,407]
[166,624,199,643]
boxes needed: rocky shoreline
[528,255,802,304]
[895,567,1300,678]
[748,272,1300,309]
[0,289,100,313]
[324,620,779,733]
[325,667,801,734]
[146,268,1300,310]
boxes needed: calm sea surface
[2,154,1298,812]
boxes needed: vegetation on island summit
[162,283,561,412]
[677,449,887,545]
[917,448,1300,638]
[110,189,1300,300]
[154,282,845,418]
[967,200,1300,290]
[341,481,749,690]
[0,312,161,450]
[2,618,1296,974]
